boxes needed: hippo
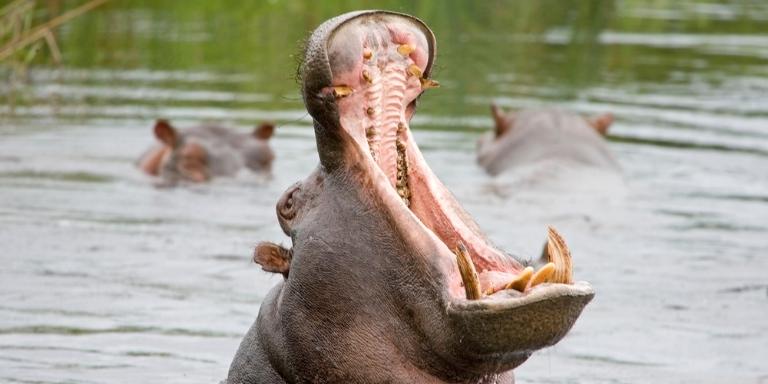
[137,120,274,183]
[477,104,618,178]
[227,10,593,384]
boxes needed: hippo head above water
[477,104,616,177]
[227,10,593,384]
[137,120,275,183]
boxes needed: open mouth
[306,11,589,306]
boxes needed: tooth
[505,266,533,292]
[363,48,373,60]
[396,139,410,206]
[362,70,372,83]
[366,126,377,160]
[332,86,353,98]
[407,64,422,78]
[420,78,440,89]
[455,242,482,300]
[530,262,556,287]
[545,226,573,284]
[396,139,406,152]
[397,44,415,56]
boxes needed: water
[1,1,767,383]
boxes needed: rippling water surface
[1,1,767,383]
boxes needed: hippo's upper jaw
[230,10,593,384]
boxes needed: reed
[1,0,109,114]
[0,0,109,63]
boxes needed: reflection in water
[1,1,767,383]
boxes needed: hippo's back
[480,109,619,176]
[184,124,245,146]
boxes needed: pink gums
[328,20,524,298]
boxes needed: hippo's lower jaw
[235,10,594,382]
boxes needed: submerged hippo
[137,120,274,183]
[227,11,593,383]
[477,104,618,177]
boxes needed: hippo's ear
[253,122,275,140]
[491,103,514,138]
[586,113,613,136]
[154,120,178,147]
[253,242,291,277]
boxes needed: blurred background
[1,1,767,383]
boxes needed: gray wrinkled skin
[477,109,620,177]
[226,11,592,384]
[475,109,624,203]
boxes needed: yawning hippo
[227,11,593,383]
[477,105,618,177]
[137,120,274,183]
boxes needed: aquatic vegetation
[0,0,109,113]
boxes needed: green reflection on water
[0,170,113,183]
[6,0,768,119]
